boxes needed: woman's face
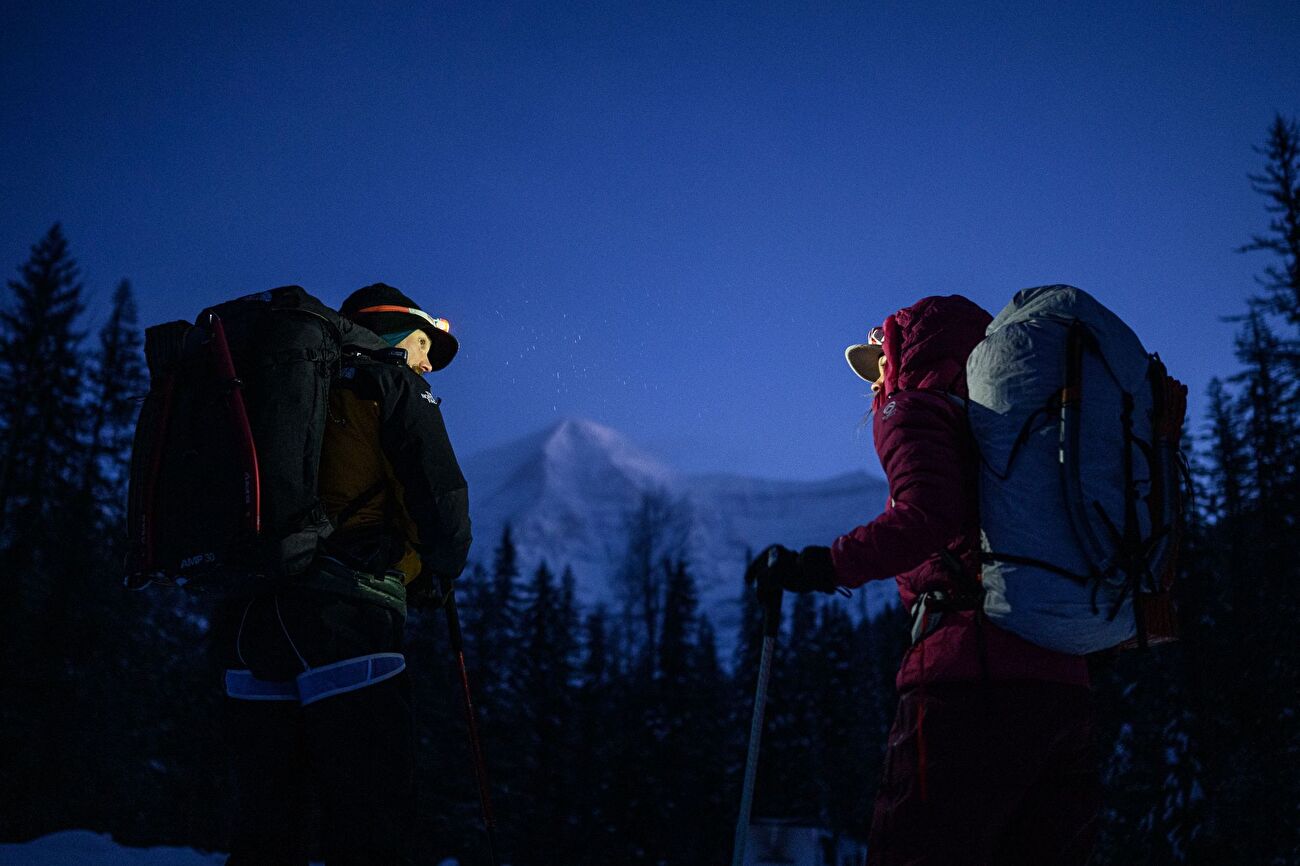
[870,354,887,393]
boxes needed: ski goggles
[844,325,886,383]
[356,305,451,334]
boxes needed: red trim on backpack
[208,313,262,536]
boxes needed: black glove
[745,544,839,597]
[405,570,450,610]
[745,544,796,606]
[793,545,838,594]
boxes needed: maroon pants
[867,681,1100,866]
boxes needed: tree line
[0,115,1297,865]
[1084,115,1300,866]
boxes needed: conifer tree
[453,528,523,859]
[732,568,764,685]
[638,560,729,865]
[1231,311,1293,525]
[1234,116,1300,863]
[0,223,86,572]
[53,278,148,834]
[615,491,690,659]
[657,559,697,688]
[760,591,819,820]
[685,611,731,865]
[81,278,144,541]
[558,564,581,679]
[465,524,521,719]
[1204,379,1247,527]
[1100,115,1300,866]
[493,522,521,598]
[650,560,698,862]
[693,609,731,866]
[815,601,870,833]
[1239,114,1300,329]
[511,560,578,864]
[572,605,622,862]
[0,225,89,838]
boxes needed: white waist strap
[225,653,406,705]
[297,653,406,705]
[224,670,298,701]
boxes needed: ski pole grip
[441,576,465,652]
[762,587,784,638]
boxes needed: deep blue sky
[3,1,1297,479]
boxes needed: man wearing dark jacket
[220,283,471,866]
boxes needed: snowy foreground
[0,831,235,865]
[0,830,461,866]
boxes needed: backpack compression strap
[206,311,262,538]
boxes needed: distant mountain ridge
[460,418,897,636]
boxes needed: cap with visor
[845,325,886,382]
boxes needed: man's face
[395,330,433,375]
[871,354,887,393]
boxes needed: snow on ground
[0,831,231,865]
[0,830,462,866]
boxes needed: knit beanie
[340,283,459,371]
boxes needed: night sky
[3,2,1297,479]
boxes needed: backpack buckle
[910,592,944,644]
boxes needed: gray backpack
[965,285,1185,654]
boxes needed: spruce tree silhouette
[1239,115,1300,328]
[82,278,144,540]
[0,224,88,839]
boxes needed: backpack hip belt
[909,588,986,645]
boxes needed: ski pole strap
[224,653,406,705]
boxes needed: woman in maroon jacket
[747,294,1098,866]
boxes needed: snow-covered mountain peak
[462,418,678,569]
[536,417,676,490]
[542,416,620,447]
[462,418,896,636]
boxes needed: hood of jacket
[879,295,993,399]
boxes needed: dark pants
[867,681,1100,866]
[219,588,414,866]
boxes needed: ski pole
[441,577,500,866]
[731,582,784,866]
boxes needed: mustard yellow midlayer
[318,383,422,582]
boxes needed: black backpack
[126,286,384,589]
